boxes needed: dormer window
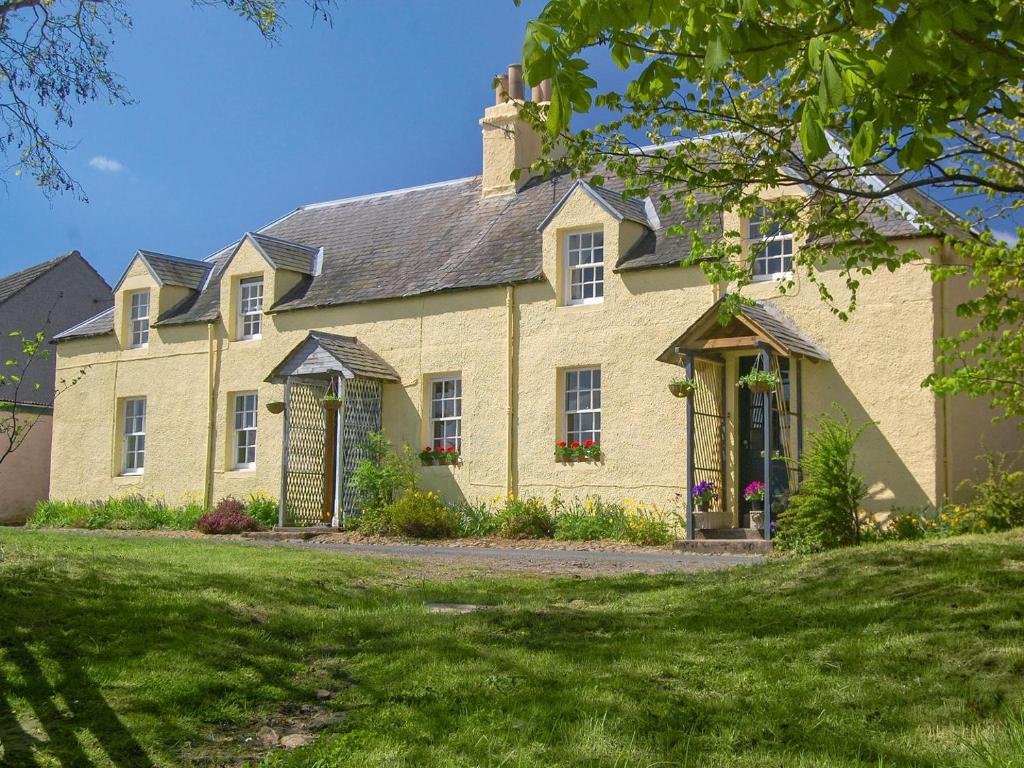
[128,290,150,349]
[238,277,264,340]
[749,206,793,279]
[565,230,604,305]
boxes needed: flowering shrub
[196,510,265,534]
[214,496,245,517]
[388,490,459,538]
[498,497,555,539]
[743,481,766,502]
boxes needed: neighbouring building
[49,66,1018,538]
[0,252,112,523]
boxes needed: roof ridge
[299,176,480,211]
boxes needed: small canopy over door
[267,331,399,527]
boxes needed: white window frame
[428,376,462,452]
[564,230,605,305]
[748,206,794,281]
[564,367,601,445]
[233,392,258,470]
[128,290,150,349]
[122,398,146,475]
[237,277,264,340]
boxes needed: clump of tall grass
[28,494,207,530]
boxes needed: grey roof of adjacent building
[266,330,400,383]
[51,306,116,341]
[137,250,212,290]
[0,252,104,306]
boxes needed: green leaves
[800,100,829,161]
[850,120,878,165]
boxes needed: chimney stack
[480,64,556,198]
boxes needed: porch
[266,331,400,528]
[657,296,831,542]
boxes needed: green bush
[960,450,1024,531]
[451,501,501,537]
[28,495,207,530]
[553,497,629,541]
[775,408,869,552]
[623,515,673,546]
[498,497,554,539]
[388,490,459,538]
[348,432,418,516]
[245,492,278,527]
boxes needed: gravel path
[9,527,765,576]
[259,537,764,576]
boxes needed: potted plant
[737,369,780,394]
[443,446,461,466]
[744,480,766,529]
[581,439,601,461]
[669,376,697,398]
[322,392,343,412]
[691,480,717,529]
[419,446,436,466]
[555,440,573,462]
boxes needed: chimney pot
[531,84,544,102]
[541,79,552,102]
[507,64,525,101]
[495,74,510,105]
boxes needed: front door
[737,355,790,526]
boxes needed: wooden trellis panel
[339,377,382,519]
[692,358,726,515]
[283,378,330,525]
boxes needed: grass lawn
[1,531,1023,767]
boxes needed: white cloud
[88,155,126,174]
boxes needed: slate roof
[266,330,400,383]
[137,251,212,290]
[0,252,82,306]
[537,180,656,231]
[657,295,830,363]
[54,149,942,341]
[247,232,319,274]
[51,307,115,341]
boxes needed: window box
[419,447,461,466]
[555,440,601,463]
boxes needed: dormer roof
[536,180,657,233]
[219,232,320,277]
[113,250,212,292]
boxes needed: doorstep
[672,538,772,555]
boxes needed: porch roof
[266,331,400,383]
[657,296,830,363]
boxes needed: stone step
[672,538,772,555]
[695,527,764,540]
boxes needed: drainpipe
[505,285,517,497]
[203,321,217,508]
[937,271,952,502]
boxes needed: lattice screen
[339,377,382,519]
[692,359,726,515]
[283,378,329,525]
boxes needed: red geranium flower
[447,446,456,452]
[557,441,567,447]
[584,439,594,447]
[571,441,581,448]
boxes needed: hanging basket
[322,399,342,412]
[265,401,285,415]
[749,381,774,394]
[669,382,696,398]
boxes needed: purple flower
[691,481,717,501]
[743,481,766,501]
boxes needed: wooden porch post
[685,353,695,540]
[322,406,338,524]
[761,347,773,541]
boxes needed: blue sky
[1,0,605,283]
[1,2,1017,284]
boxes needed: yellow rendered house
[50,66,1017,540]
